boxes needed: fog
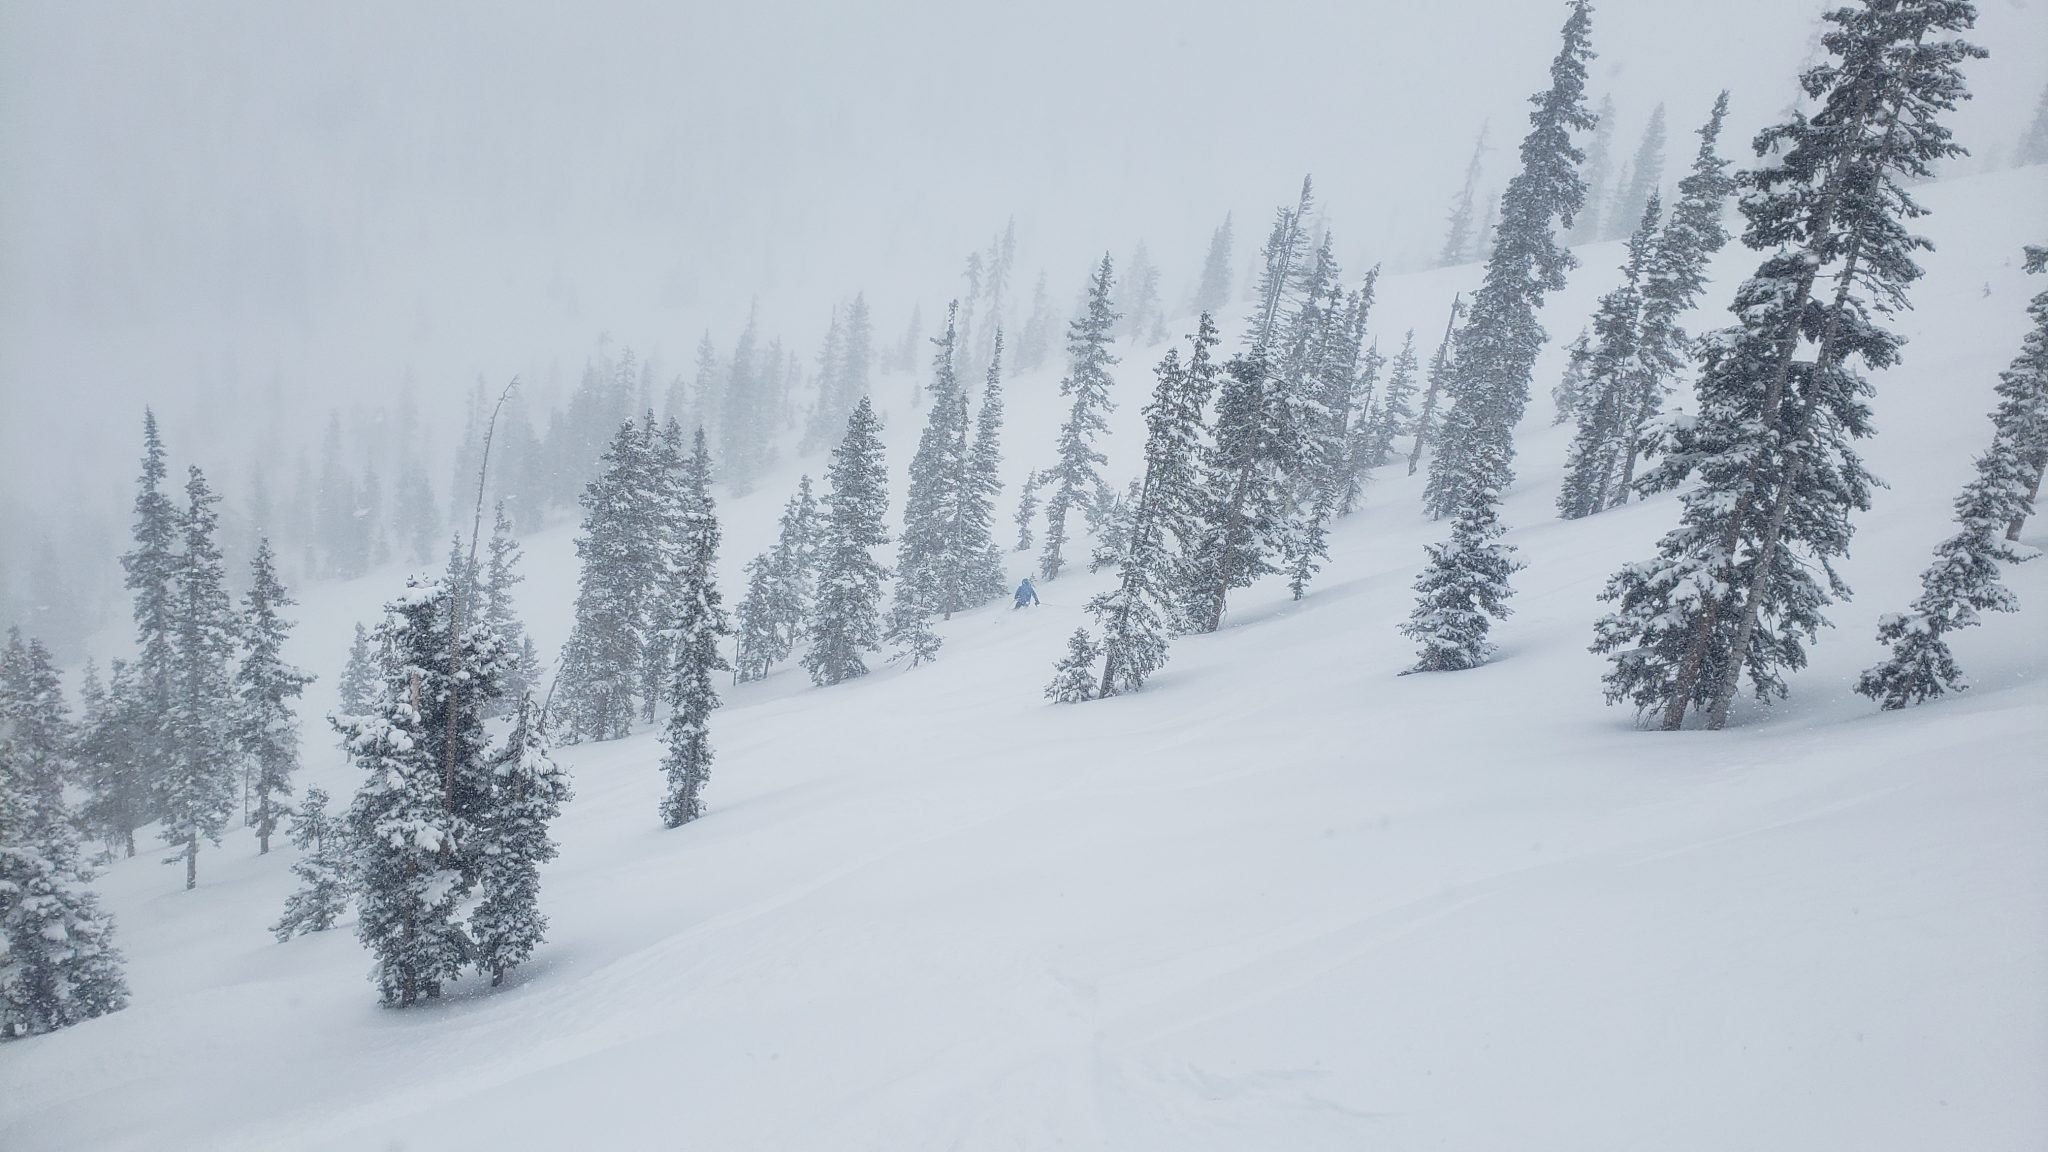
[3,0,2043,651]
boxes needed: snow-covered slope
[3,168,2045,1152]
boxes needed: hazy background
[3,0,2044,652]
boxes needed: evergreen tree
[657,431,730,826]
[339,623,378,714]
[1090,321,1220,697]
[1018,272,1058,374]
[272,785,350,940]
[1192,214,1235,318]
[471,695,570,983]
[1607,104,1667,242]
[961,333,1010,605]
[1044,628,1102,703]
[1408,295,1465,477]
[720,314,772,494]
[1550,330,1595,425]
[555,421,657,742]
[0,722,127,1039]
[804,399,891,686]
[1182,348,1293,633]
[1856,245,2048,708]
[1339,341,1388,515]
[119,409,179,824]
[0,631,71,828]
[1353,331,1421,486]
[235,539,312,855]
[636,419,688,723]
[1040,255,1121,580]
[1440,126,1490,266]
[2019,83,2048,167]
[162,467,240,890]
[1013,472,1042,553]
[1120,242,1164,344]
[339,572,513,1007]
[1284,258,1375,599]
[482,503,540,715]
[735,477,819,683]
[1424,0,1596,520]
[1594,2,1984,730]
[801,310,846,455]
[76,659,148,858]
[1402,465,1523,672]
[1569,96,1618,245]
[1557,194,1661,520]
[1613,92,1736,499]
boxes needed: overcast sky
[2,0,2044,541]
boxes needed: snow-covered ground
[3,167,2044,1151]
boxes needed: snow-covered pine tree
[1018,272,1057,374]
[1606,103,1666,242]
[961,332,1010,606]
[720,314,771,494]
[835,295,875,445]
[1192,214,1235,318]
[1549,330,1595,425]
[890,304,969,663]
[2019,83,2048,167]
[1557,194,1661,520]
[1613,92,1736,499]
[804,398,891,686]
[637,418,687,723]
[162,467,240,890]
[235,539,313,855]
[555,420,657,742]
[1013,472,1041,552]
[1182,346,1294,633]
[801,310,846,455]
[339,623,378,715]
[0,631,71,829]
[76,659,146,858]
[1440,126,1490,266]
[272,785,350,940]
[1595,2,1984,730]
[0,702,128,1038]
[1424,0,1595,520]
[1120,242,1163,345]
[471,694,570,984]
[657,430,730,826]
[1408,295,1465,477]
[1091,320,1221,697]
[1353,331,1420,487]
[1040,255,1121,581]
[1569,95,1618,245]
[1855,244,2048,707]
[482,502,540,715]
[119,409,179,824]
[1044,628,1102,703]
[1401,451,1524,673]
[1281,246,1366,600]
[340,571,513,1006]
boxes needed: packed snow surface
[3,169,2044,1151]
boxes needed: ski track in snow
[3,168,2046,1152]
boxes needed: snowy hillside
[3,166,2046,1151]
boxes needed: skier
[1012,576,1039,609]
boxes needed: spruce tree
[1013,472,1042,553]
[1120,242,1163,344]
[0,631,72,829]
[76,659,147,859]
[1614,92,1736,499]
[235,539,313,855]
[1408,295,1465,477]
[1595,2,1984,729]
[555,420,657,742]
[1557,194,1660,520]
[804,399,891,686]
[471,696,570,982]
[1044,629,1102,703]
[1569,95,1618,245]
[1018,272,1058,374]
[1856,245,2048,707]
[961,333,1010,605]
[482,503,540,715]
[1606,103,1666,242]
[657,431,730,826]
[1353,331,1420,486]
[1424,0,1596,520]
[119,409,179,825]
[163,467,240,890]
[1440,126,1490,266]
[1192,213,1235,318]
[339,623,378,714]
[893,303,974,661]
[2019,83,2048,167]
[1550,330,1595,425]
[272,785,350,940]
[1,716,128,1038]
[1401,459,1524,672]
[1040,255,1121,581]
[1091,320,1220,697]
